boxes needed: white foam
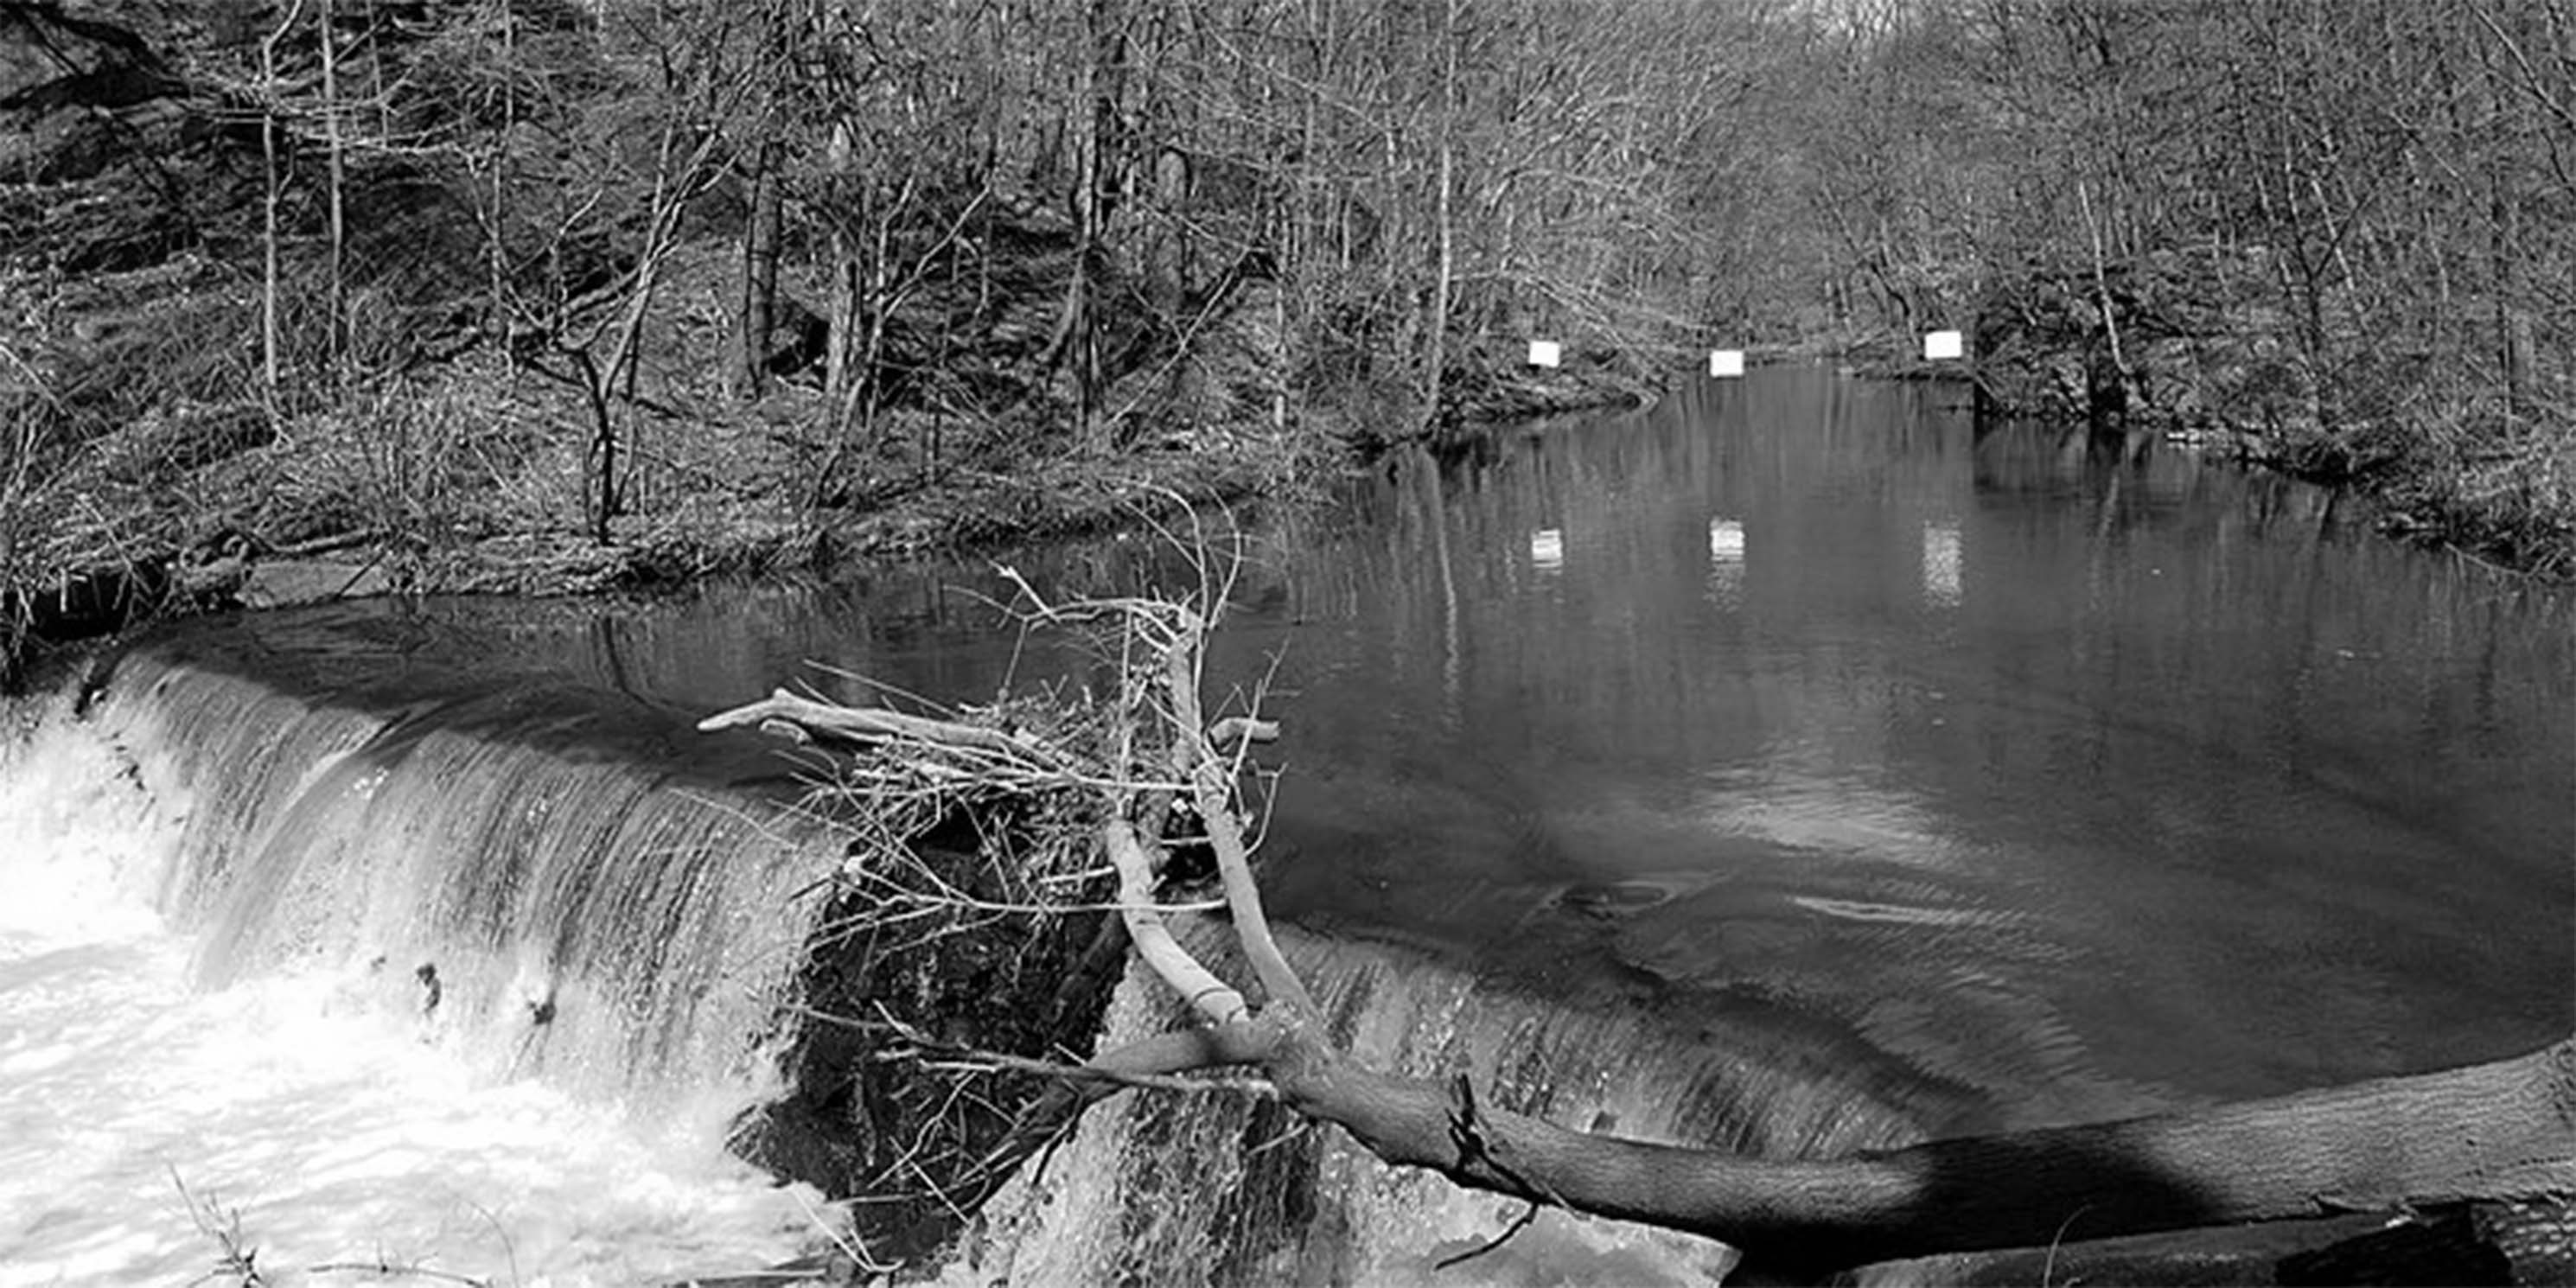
[0,711,832,1287]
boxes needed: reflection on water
[1226,373,2572,1117]
[1154,374,2554,1115]
[1707,518,1745,608]
[1922,520,1961,607]
[1529,527,1565,572]
[128,372,2576,1132]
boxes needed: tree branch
[1161,610,1316,1017]
[1102,817,1247,1026]
[699,686,1065,772]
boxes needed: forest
[2,0,2571,668]
[3,3,2573,1281]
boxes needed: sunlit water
[0,710,832,1287]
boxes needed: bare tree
[259,0,303,413]
[493,1,755,539]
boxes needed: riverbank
[1966,253,2576,582]
[2165,399,2573,585]
[0,297,1665,687]
[15,317,2563,692]
[0,164,1649,686]
[0,354,1312,679]
[4,0,1685,685]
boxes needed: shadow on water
[37,368,2573,1278]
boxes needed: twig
[791,1004,1277,1100]
[786,1183,888,1280]
[169,1166,263,1288]
[458,1197,520,1288]
[1430,1063,1557,1272]
[1436,1200,1545,1271]
[306,1258,491,1285]
[2040,1203,2094,1288]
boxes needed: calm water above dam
[8,369,2569,1283]
[607,367,2574,1118]
[202,369,2576,1114]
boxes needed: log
[1093,1015,2575,1279]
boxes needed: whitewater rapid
[0,700,834,1287]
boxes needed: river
[3,369,2566,1285]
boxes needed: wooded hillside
[3,0,2571,666]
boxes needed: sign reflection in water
[1707,518,1745,605]
[1922,520,1962,608]
[1529,527,1565,571]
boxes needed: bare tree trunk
[1419,0,1457,437]
[2077,178,2132,419]
[732,143,782,400]
[575,110,711,539]
[259,0,302,413]
[1054,2,1108,451]
[488,0,513,341]
[1282,0,1330,430]
[320,0,344,376]
[824,121,861,409]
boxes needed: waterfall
[75,634,842,1105]
[5,609,1125,1280]
[12,607,2018,1285]
[1,620,858,1282]
[950,916,1993,1286]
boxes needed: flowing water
[5,370,2568,1285]
[0,679,835,1285]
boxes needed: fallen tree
[705,565,2575,1282]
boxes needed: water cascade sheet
[0,655,838,1285]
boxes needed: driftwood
[718,583,2576,1280]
